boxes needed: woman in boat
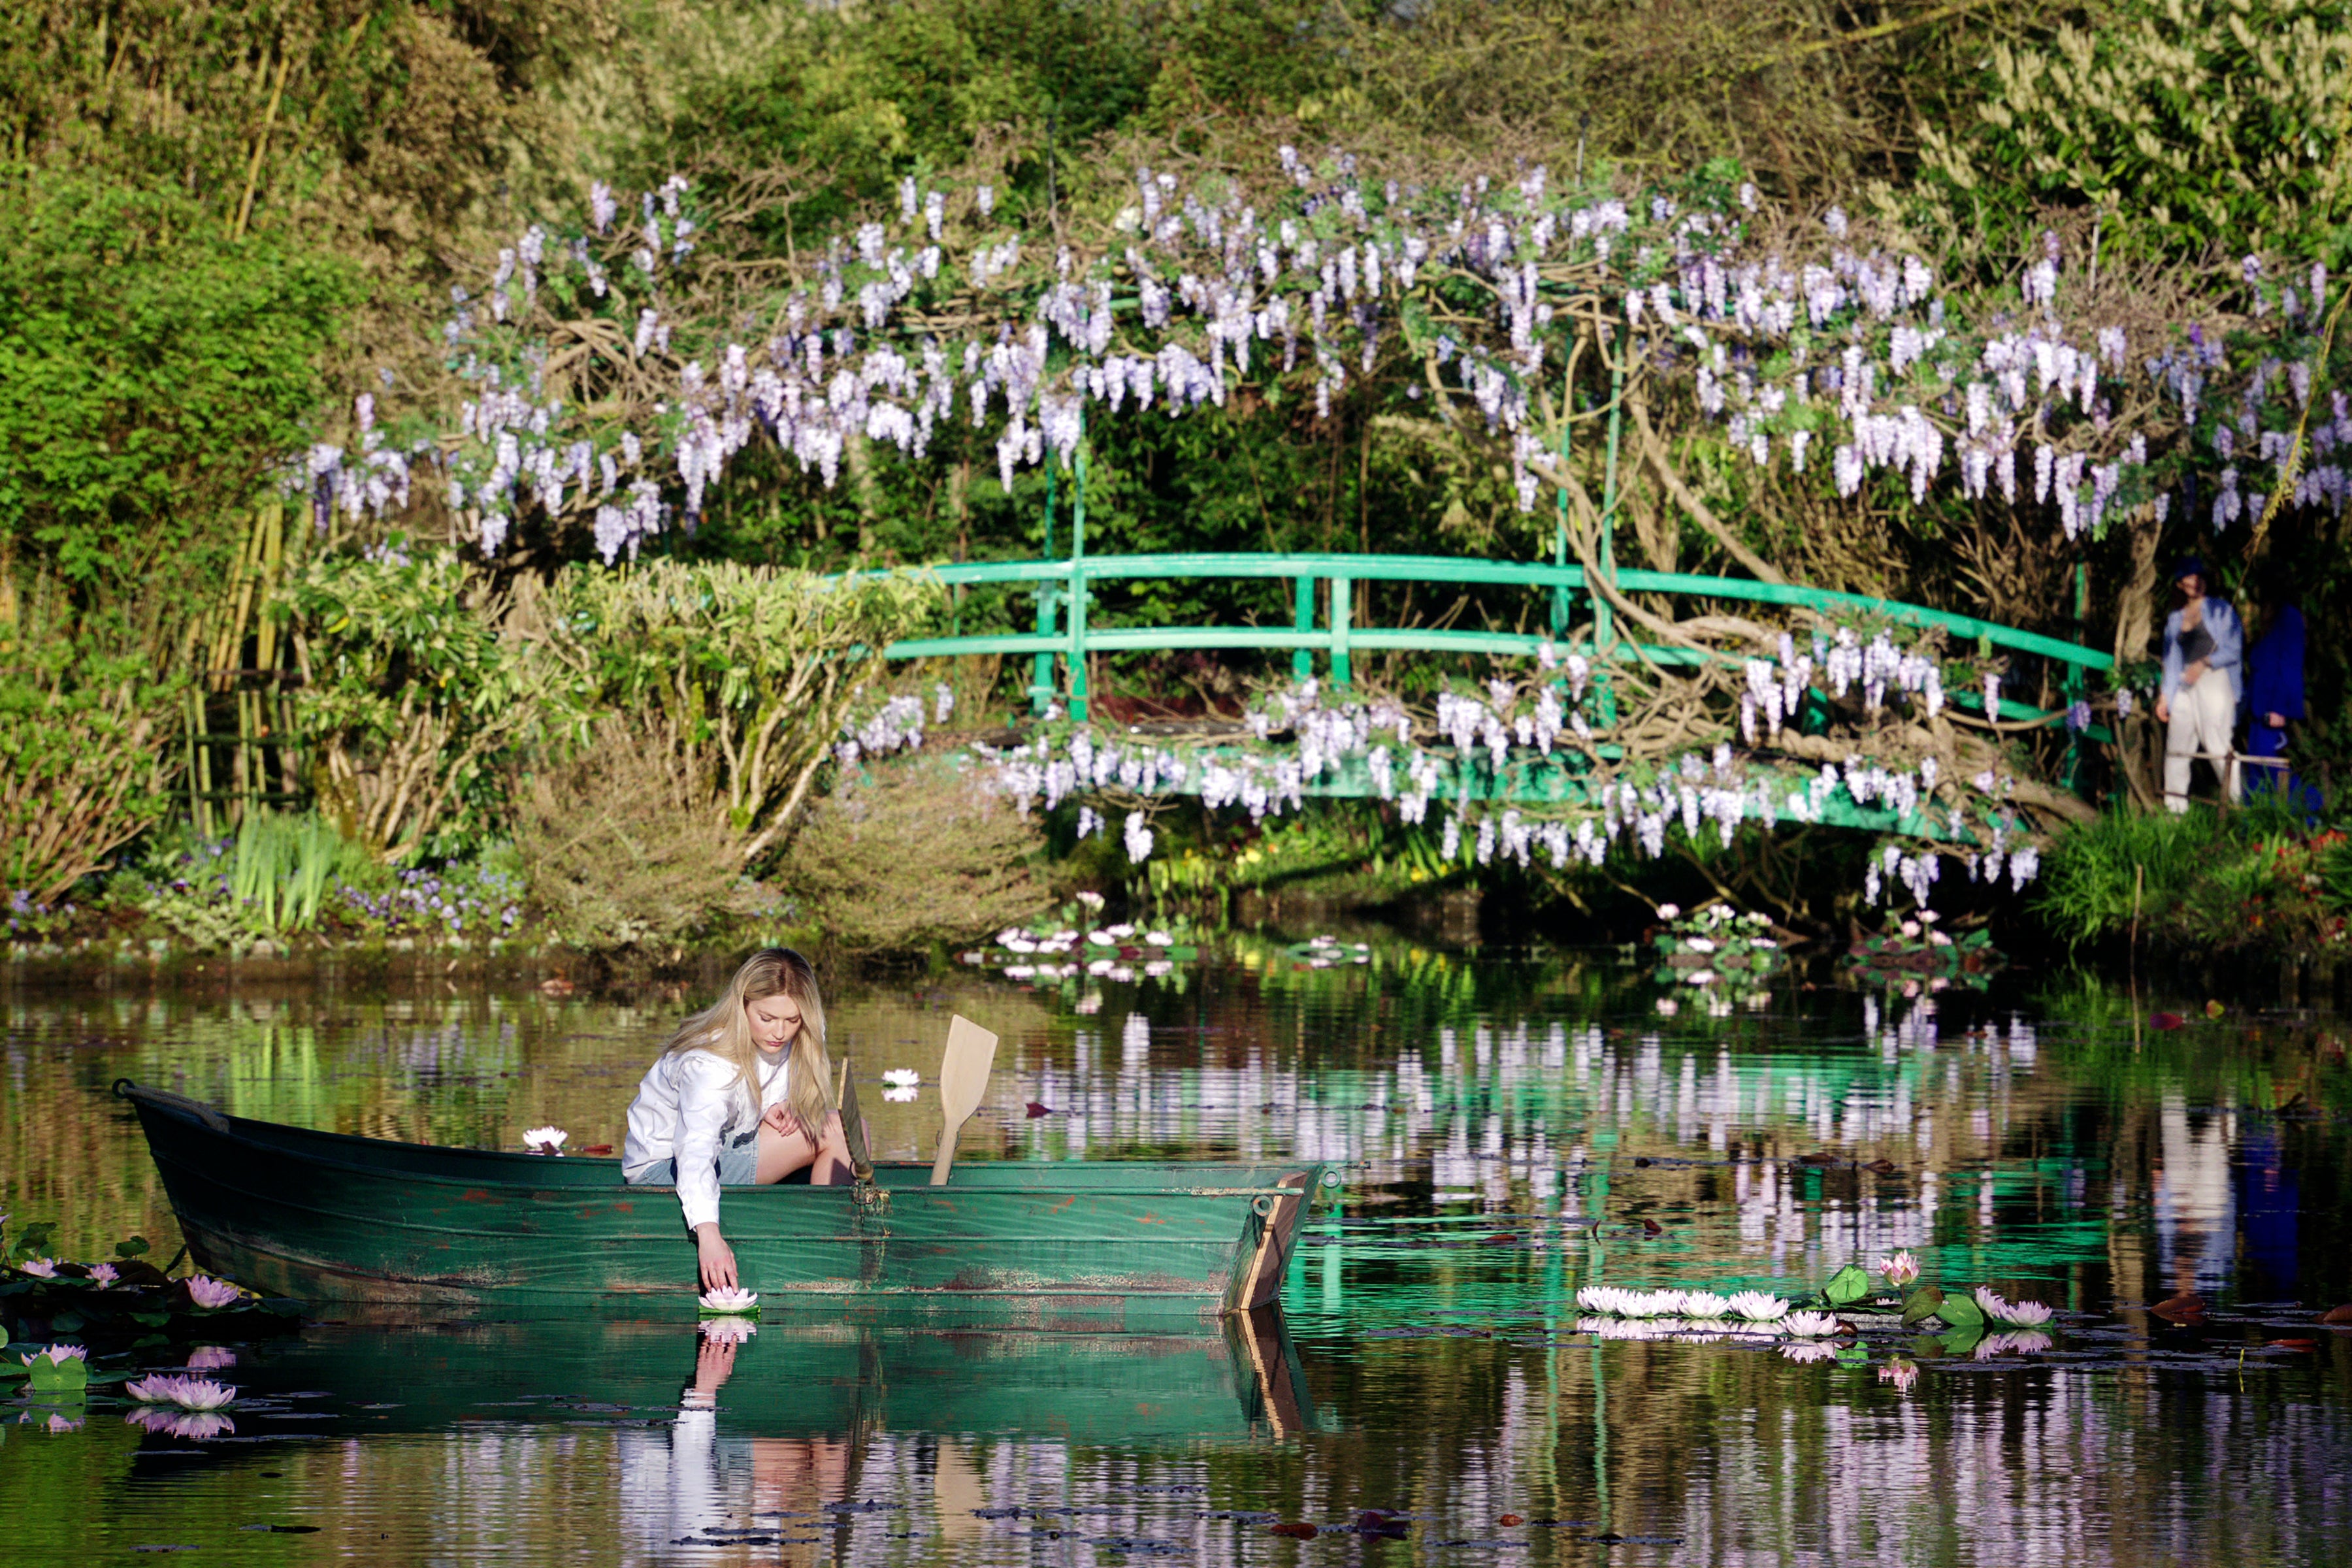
[622,947,854,1290]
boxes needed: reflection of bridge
[860,550,2111,842]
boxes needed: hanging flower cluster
[305,148,2340,563]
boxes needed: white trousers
[2163,665,2239,811]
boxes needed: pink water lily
[126,1374,237,1411]
[1878,1357,1920,1393]
[185,1275,242,1310]
[22,1344,88,1367]
[186,1346,237,1371]
[1877,1250,1921,1288]
[19,1258,57,1279]
[88,1263,119,1288]
[127,1407,237,1440]
[1974,1286,2055,1327]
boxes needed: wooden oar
[836,1056,875,1184]
[930,1015,1000,1186]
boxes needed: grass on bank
[2034,794,2352,957]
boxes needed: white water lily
[1684,970,1718,987]
[1145,930,1174,945]
[1088,930,1117,946]
[1727,1291,1789,1322]
[698,1316,758,1345]
[1655,904,1681,920]
[1974,1286,2054,1326]
[883,1085,917,1102]
[523,1126,567,1152]
[1684,937,1717,953]
[1782,1311,1843,1337]
[186,1275,242,1310]
[1780,1340,1838,1364]
[881,1069,920,1088]
[1676,1290,1731,1319]
[1575,1285,1625,1315]
[126,1374,237,1411]
[698,1287,759,1315]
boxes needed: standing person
[2153,555,2244,813]
[2244,570,2320,817]
[622,947,854,1291]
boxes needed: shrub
[781,756,1045,954]
[510,716,755,950]
[0,617,182,904]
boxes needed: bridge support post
[1330,575,1352,687]
[1292,576,1315,684]
[1029,463,1058,715]
[1067,434,1090,723]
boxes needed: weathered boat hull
[118,1081,1322,1322]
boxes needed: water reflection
[3,952,2351,1563]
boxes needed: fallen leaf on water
[1641,1218,1663,1236]
[1269,1522,1318,1539]
[581,1145,613,1156]
[2267,1339,2318,1351]
[1025,1102,1053,1119]
[1865,1158,1899,1175]
[1499,1514,1526,1526]
[2322,1304,2352,1325]
[2151,1294,2206,1323]
[2151,1012,2185,1030]
[2205,999,2226,1019]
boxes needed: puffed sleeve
[670,1053,740,1232]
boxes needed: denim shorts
[630,1124,760,1187]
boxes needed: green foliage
[1918,0,2352,259]
[229,810,345,933]
[0,167,355,601]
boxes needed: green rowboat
[116,1080,1328,1323]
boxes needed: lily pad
[1935,1290,1985,1330]
[1899,1285,1946,1326]
[1824,1264,1871,1307]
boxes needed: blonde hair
[661,947,832,1139]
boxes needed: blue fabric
[2160,598,2243,705]
[628,1123,761,1189]
[2246,604,2307,722]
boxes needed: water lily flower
[1876,1249,1921,1288]
[1145,931,1173,945]
[523,1126,568,1153]
[186,1275,243,1310]
[127,1407,235,1439]
[698,1315,757,1345]
[1727,1291,1789,1323]
[1980,1329,2054,1357]
[1685,970,1717,986]
[1088,930,1116,946]
[1974,1286,2054,1326]
[1655,904,1681,920]
[165,1377,236,1411]
[1677,1290,1730,1319]
[698,1286,759,1315]
[43,1413,84,1434]
[1684,936,1717,953]
[1877,1357,1919,1393]
[1782,1311,1842,1337]
[24,1345,88,1368]
[881,1069,920,1088]
[1654,998,1680,1016]
[186,1347,236,1371]
[1899,920,1921,938]
[19,1258,57,1278]
[1003,936,1037,953]
[1575,1285,1621,1315]
[88,1262,118,1288]
[1778,1340,1837,1364]
[883,1085,917,1103]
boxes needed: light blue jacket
[2160,598,2243,705]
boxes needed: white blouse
[621,1046,791,1230]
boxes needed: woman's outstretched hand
[694,1222,738,1292]
[762,1102,806,1139]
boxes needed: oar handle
[930,1115,965,1186]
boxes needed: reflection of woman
[622,948,853,1290]
[617,1326,849,1555]
[2153,556,2244,812]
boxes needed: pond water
[5,939,2351,1564]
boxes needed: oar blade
[930,1015,999,1186]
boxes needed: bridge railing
[860,551,2114,736]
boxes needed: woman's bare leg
[755,1113,860,1184]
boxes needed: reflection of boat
[228,1308,1315,1442]
[116,1081,1324,1322]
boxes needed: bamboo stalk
[229,50,291,242]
